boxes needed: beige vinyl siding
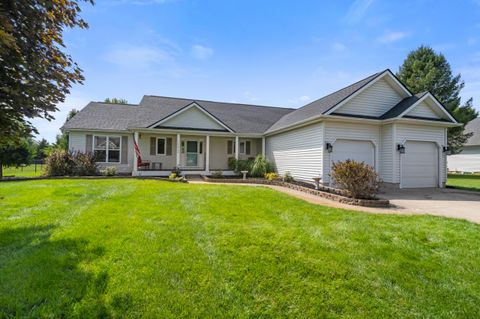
[138,133,177,169]
[68,131,134,173]
[448,145,480,172]
[379,124,394,183]
[161,106,225,130]
[323,121,381,183]
[394,124,447,185]
[266,122,324,182]
[68,131,86,153]
[406,100,442,119]
[334,78,404,117]
[209,137,232,170]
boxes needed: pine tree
[397,46,478,153]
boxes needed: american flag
[133,136,142,164]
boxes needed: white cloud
[343,0,374,24]
[191,45,214,60]
[332,42,347,52]
[105,46,172,68]
[377,31,409,43]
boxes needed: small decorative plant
[283,171,293,182]
[264,172,279,181]
[330,159,379,199]
[169,172,177,179]
[103,166,116,176]
[250,155,273,177]
[211,170,223,178]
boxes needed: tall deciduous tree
[0,0,93,144]
[104,98,129,104]
[397,46,478,153]
[0,138,34,178]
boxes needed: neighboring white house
[63,69,459,188]
[448,118,480,173]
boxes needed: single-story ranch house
[448,117,480,172]
[63,69,458,188]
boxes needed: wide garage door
[331,140,375,167]
[402,141,438,188]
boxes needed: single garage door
[331,139,375,167]
[402,141,438,188]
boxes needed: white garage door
[402,141,438,188]
[331,140,375,167]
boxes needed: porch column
[205,135,210,173]
[133,132,139,175]
[262,137,265,156]
[176,133,181,167]
[235,136,239,160]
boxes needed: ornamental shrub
[44,150,75,176]
[264,172,279,181]
[250,155,273,177]
[211,170,223,178]
[283,171,294,182]
[73,151,98,176]
[330,159,379,199]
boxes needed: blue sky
[34,0,480,142]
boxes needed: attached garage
[331,139,375,168]
[401,141,439,188]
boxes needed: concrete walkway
[189,181,480,223]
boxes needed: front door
[186,140,198,167]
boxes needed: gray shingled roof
[62,102,139,131]
[465,117,480,146]
[264,71,383,133]
[63,97,294,134]
[136,96,294,133]
[379,92,428,119]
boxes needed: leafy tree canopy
[0,0,93,144]
[104,98,129,104]
[397,45,478,153]
[0,138,35,178]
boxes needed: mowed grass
[2,164,45,177]
[447,174,480,191]
[0,180,479,318]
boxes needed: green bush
[330,160,379,199]
[73,151,98,176]
[250,155,273,177]
[283,171,294,182]
[45,150,99,176]
[227,157,254,173]
[211,170,223,178]
[44,150,75,176]
[102,166,117,176]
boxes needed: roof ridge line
[142,95,295,110]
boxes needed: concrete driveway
[378,188,480,223]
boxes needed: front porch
[132,131,264,176]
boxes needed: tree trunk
[0,163,3,179]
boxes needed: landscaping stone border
[202,176,390,208]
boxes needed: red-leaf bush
[330,160,379,199]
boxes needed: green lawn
[2,164,45,178]
[1,179,479,318]
[447,174,480,191]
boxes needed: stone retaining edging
[202,176,390,208]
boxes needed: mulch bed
[202,176,390,208]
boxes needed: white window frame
[156,137,166,155]
[93,135,122,163]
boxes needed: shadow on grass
[0,225,132,318]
